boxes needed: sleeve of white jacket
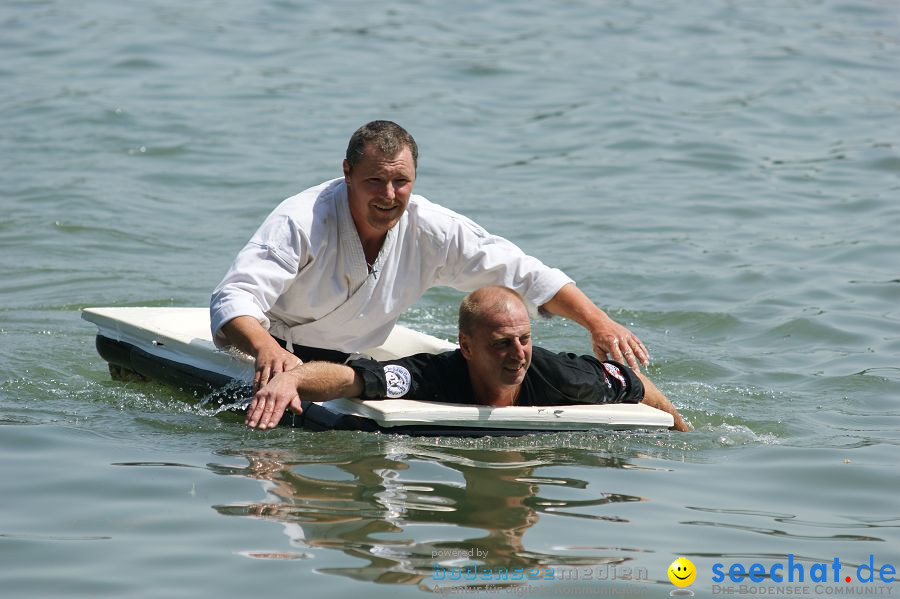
[435,214,574,316]
[209,215,304,346]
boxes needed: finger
[244,398,256,425]
[260,364,272,386]
[246,394,265,427]
[259,399,277,429]
[615,336,635,369]
[609,337,626,363]
[635,346,649,367]
[288,397,303,415]
[249,390,281,429]
[670,415,689,432]
[250,393,276,429]
[263,401,287,429]
[622,347,641,372]
[252,369,262,394]
[635,345,649,367]
[611,334,640,371]
[259,395,289,430]
[629,336,650,366]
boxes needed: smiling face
[459,297,533,393]
[668,557,697,587]
[343,144,416,241]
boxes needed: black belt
[272,337,351,364]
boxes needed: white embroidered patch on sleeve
[383,364,412,398]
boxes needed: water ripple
[682,520,883,543]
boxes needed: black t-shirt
[348,346,643,406]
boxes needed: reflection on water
[209,442,648,588]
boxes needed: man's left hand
[540,283,650,372]
[590,317,649,372]
[246,371,304,430]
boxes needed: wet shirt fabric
[209,178,573,353]
[348,346,644,406]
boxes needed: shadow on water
[207,445,655,589]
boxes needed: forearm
[635,371,689,432]
[541,283,612,327]
[221,316,281,357]
[285,362,365,402]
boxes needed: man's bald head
[457,287,533,401]
[458,286,529,336]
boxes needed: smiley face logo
[668,557,696,587]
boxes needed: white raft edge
[322,398,673,430]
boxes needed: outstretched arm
[634,370,690,432]
[541,283,649,371]
[245,361,364,430]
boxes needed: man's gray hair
[458,286,527,336]
[345,120,418,172]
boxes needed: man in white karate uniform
[211,121,649,391]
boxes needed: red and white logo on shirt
[602,362,626,388]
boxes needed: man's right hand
[253,345,302,393]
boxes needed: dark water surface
[2,1,899,597]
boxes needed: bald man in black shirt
[246,286,688,431]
